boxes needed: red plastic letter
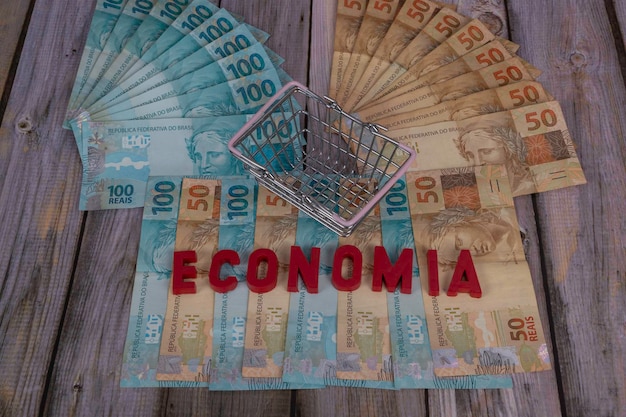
[287,246,320,293]
[427,250,440,296]
[172,250,198,295]
[209,249,240,293]
[332,245,362,291]
[372,246,413,294]
[447,250,482,298]
[246,248,278,293]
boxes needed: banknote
[366,39,519,106]
[389,101,587,196]
[88,43,281,118]
[88,67,290,121]
[64,0,129,129]
[90,17,270,112]
[355,19,500,110]
[121,176,206,387]
[242,188,298,378]
[379,177,512,388]
[335,209,394,385]
[80,0,194,109]
[375,80,553,130]
[282,213,338,386]
[116,0,221,84]
[354,7,470,107]
[335,0,403,107]
[282,213,394,388]
[342,0,441,112]
[355,56,539,123]
[156,177,221,384]
[329,0,368,98]
[68,0,155,123]
[79,116,250,210]
[405,165,551,376]
[209,176,257,389]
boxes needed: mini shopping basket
[228,81,416,236]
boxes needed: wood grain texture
[0,0,33,105]
[297,387,429,417]
[508,0,626,416]
[612,0,626,51]
[0,0,92,414]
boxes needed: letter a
[172,251,198,295]
[447,250,482,298]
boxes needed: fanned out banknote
[329,0,585,195]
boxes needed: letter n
[287,246,320,293]
[372,246,412,294]
[447,250,482,298]
[172,251,198,295]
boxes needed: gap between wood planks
[603,0,626,90]
[0,0,37,124]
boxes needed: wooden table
[0,0,624,415]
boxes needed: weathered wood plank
[508,0,626,416]
[0,0,32,106]
[297,387,428,417]
[0,0,91,414]
[612,0,626,51]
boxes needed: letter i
[427,250,439,296]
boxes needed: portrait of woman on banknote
[415,206,523,269]
[457,118,536,196]
[185,128,244,177]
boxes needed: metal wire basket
[228,81,416,236]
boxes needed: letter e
[172,250,198,295]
